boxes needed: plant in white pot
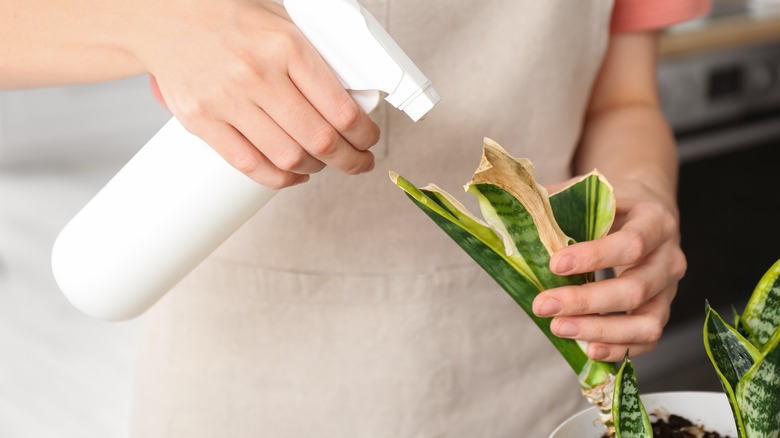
[552,390,736,437]
[390,139,780,437]
[701,258,780,438]
[554,258,780,438]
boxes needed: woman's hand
[135,0,380,189]
[532,31,686,362]
[533,179,687,362]
[2,0,380,189]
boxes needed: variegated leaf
[549,171,615,244]
[390,139,618,388]
[391,173,590,374]
[613,356,652,438]
[469,183,585,290]
[740,259,780,350]
[736,326,780,438]
[468,138,570,255]
[706,304,761,390]
[704,304,760,437]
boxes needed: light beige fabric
[132,1,614,436]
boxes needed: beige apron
[132,1,614,436]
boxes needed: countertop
[660,3,780,58]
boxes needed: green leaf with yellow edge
[469,183,585,290]
[549,171,615,244]
[613,354,652,438]
[390,138,617,395]
[390,173,589,374]
[704,303,759,438]
[740,259,780,351]
[736,325,780,438]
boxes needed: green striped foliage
[704,305,758,437]
[740,260,780,350]
[737,328,780,438]
[389,138,617,391]
[613,356,653,438]
[704,259,780,438]
[549,172,615,283]
[549,170,615,244]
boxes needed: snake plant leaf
[613,355,653,438]
[468,138,570,255]
[705,303,761,391]
[740,259,780,350]
[736,325,780,438]
[549,171,615,244]
[390,172,589,373]
[704,303,760,437]
[389,138,618,390]
[468,183,585,289]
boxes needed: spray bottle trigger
[348,89,382,114]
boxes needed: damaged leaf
[390,138,617,401]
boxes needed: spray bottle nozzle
[397,83,441,122]
[284,0,440,121]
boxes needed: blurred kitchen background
[0,76,170,437]
[1,0,780,436]
[634,0,780,394]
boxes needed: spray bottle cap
[284,0,440,121]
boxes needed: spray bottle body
[52,119,279,320]
[51,0,439,321]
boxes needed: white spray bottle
[51,0,440,321]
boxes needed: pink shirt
[611,0,711,33]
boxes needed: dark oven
[659,36,780,327]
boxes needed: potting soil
[600,413,732,438]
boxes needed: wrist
[608,174,679,219]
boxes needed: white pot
[549,391,737,437]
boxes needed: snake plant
[390,139,622,423]
[704,259,780,438]
[613,354,653,437]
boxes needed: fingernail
[590,345,610,360]
[534,297,562,317]
[294,174,310,186]
[555,321,579,337]
[554,255,576,274]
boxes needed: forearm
[575,103,679,215]
[0,0,145,88]
[1,0,378,188]
[574,32,679,217]
[534,34,686,362]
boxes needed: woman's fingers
[585,341,659,362]
[550,201,677,275]
[549,285,677,362]
[548,292,672,345]
[533,242,684,361]
[188,119,308,190]
[534,242,686,317]
[532,179,686,361]
[144,2,382,190]
[248,67,376,175]
[229,99,325,175]
[287,39,381,151]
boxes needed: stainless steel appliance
[660,40,780,163]
[634,1,780,393]
[658,30,780,326]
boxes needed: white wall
[0,75,170,165]
[0,76,170,438]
